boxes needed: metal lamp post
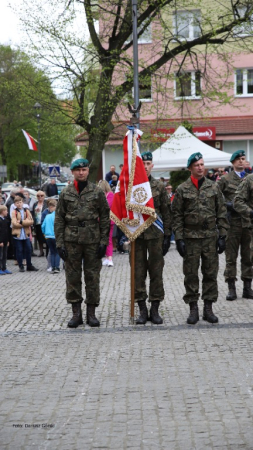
[33,102,42,188]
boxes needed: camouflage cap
[141,151,153,161]
[230,150,245,163]
[70,158,89,170]
[187,152,203,168]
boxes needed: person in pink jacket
[99,180,114,267]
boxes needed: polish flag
[110,128,156,241]
[22,129,38,151]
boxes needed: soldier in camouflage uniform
[172,152,229,325]
[233,171,253,299]
[55,158,110,328]
[133,151,172,325]
[217,150,253,300]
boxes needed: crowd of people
[1,150,253,330]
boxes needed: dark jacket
[105,171,119,183]
[32,201,48,221]
[0,216,11,244]
[46,183,58,197]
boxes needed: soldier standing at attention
[134,152,172,325]
[55,159,110,328]
[172,153,229,325]
[234,171,253,298]
[217,150,253,300]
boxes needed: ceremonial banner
[22,129,38,151]
[111,128,156,241]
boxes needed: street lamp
[33,102,42,188]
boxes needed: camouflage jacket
[217,171,250,227]
[55,181,110,247]
[172,177,229,239]
[234,173,253,225]
[139,176,172,240]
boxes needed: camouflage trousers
[64,242,101,305]
[130,236,164,303]
[224,224,253,281]
[183,236,218,304]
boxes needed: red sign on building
[151,126,216,142]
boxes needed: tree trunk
[87,124,113,182]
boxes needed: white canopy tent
[152,126,232,172]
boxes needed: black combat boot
[242,279,253,299]
[136,300,148,325]
[203,300,218,323]
[226,278,237,301]
[187,301,199,325]
[68,302,83,328]
[86,304,100,327]
[150,301,163,325]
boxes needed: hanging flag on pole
[111,127,156,241]
[22,129,38,151]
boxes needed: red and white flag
[22,129,38,151]
[111,128,156,241]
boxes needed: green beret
[187,152,203,168]
[70,158,89,170]
[141,151,153,161]
[230,150,245,163]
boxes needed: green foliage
[170,170,190,190]
[0,45,76,179]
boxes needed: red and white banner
[22,129,38,151]
[151,126,216,142]
[111,128,156,241]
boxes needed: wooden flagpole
[129,0,141,324]
[130,240,135,324]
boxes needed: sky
[0,0,91,48]
[0,0,23,46]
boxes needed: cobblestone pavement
[1,246,253,449]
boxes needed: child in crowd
[11,197,38,273]
[41,199,60,274]
[0,205,12,275]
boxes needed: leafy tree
[0,45,76,179]
[17,0,253,180]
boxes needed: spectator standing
[244,161,252,174]
[33,191,47,256]
[99,180,114,267]
[105,165,119,183]
[0,205,12,274]
[11,197,38,272]
[0,187,7,205]
[41,199,60,273]
[206,169,216,182]
[46,178,58,197]
[6,188,20,214]
[23,189,36,212]
[109,174,118,192]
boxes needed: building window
[126,21,152,44]
[173,10,201,40]
[233,7,253,36]
[139,75,152,101]
[235,69,253,96]
[125,74,152,102]
[175,71,201,99]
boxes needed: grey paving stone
[0,251,253,449]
